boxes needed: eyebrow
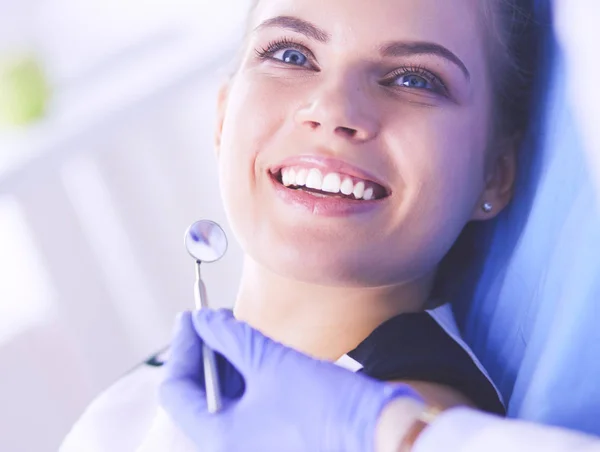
[254,16,470,81]
[254,16,330,43]
[380,41,470,80]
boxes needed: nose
[294,77,380,143]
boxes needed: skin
[214,0,515,409]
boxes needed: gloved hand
[159,309,423,452]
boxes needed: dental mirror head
[184,220,228,263]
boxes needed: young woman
[61,0,539,450]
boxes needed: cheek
[218,69,318,190]
[371,108,488,276]
[216,74,297,239]
[392,106,488,198]
[220,72,298,162]
[384,105,489,246]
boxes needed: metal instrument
[184,220,228,413]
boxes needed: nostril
[336,126,357,138]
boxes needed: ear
[214,82,230,157]
[471,145,517,221]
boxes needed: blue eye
[274,49,308,66]
[398,74,432,90]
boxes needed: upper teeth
[281,167,376,201]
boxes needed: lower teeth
[296,187,359,200]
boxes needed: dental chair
[453,0,600,436]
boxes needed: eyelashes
[255,37,315,62]
[383,66,448,96]
[254,37,450,97]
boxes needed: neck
[233,257,435,361]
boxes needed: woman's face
[216,0,503,287]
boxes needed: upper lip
[269,154,392,195]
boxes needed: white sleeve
[59,366,163,452]
[414,408,600,452]
[135,408,198,452]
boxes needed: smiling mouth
[270,166,390,201]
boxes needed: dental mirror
[184,220,228,413]
[185,220,228,263]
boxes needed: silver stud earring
[482,202,493,213]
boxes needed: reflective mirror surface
[184,220,228,263]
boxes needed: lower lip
[269,174,387,217]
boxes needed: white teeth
[305,169,324,190]
[279,167,380,201]
[296,168,308,186]
[322,173,342,193]
[340,177,354,196]
[353,181,365,199]
[282,169,292,186]
[288,168,296,186]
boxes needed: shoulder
[59,359,164,452]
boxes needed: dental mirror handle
[194,261,223,414]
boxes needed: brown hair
[481,0,539,145]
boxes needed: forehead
[251,0,486,61]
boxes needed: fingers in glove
[191,309,252,372]
[165,310,245,399]
[164,311,203,381]
[160,312,212,431]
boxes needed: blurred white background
[0,1,249,450]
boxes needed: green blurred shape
[0,55,50,126]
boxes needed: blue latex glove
[160,309,423,452]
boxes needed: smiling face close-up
[216,0,513,289]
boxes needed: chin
[269,259,372,287]
[249,237,403,288]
